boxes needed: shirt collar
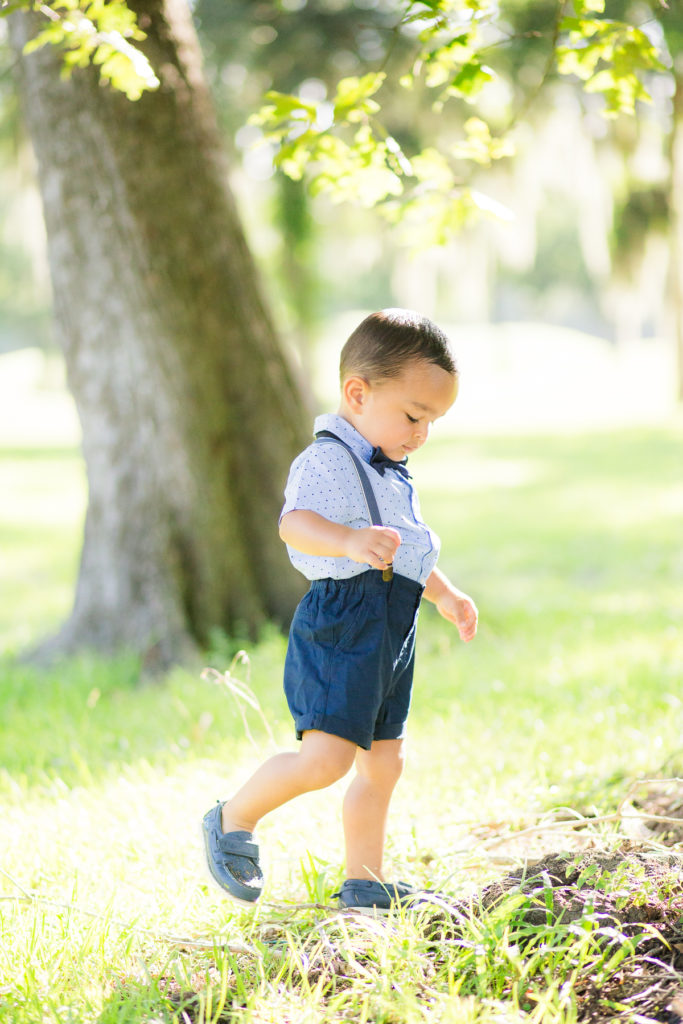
[313,413,374,464]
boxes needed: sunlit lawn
[1,421,682,1023]
[0,448,86,653]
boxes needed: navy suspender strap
[314,429,383,526]
[314,430,394,581]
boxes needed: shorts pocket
[291,589,335,648]
[335,588,384,652]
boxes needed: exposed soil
[479,848,683,1018]
[474,779,683,1022]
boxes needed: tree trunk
[9,0,310,666]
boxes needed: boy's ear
[342,375,370,413]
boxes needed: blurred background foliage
[189,0,681,378]
[0,0,681,397]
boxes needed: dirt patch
[472,778,683,1022]
[482,847,683,930]
[480,848,683,1019]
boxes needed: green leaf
[20,0,159,98]
[0,2,30,17]
[402,0,448,24]
[558,18,665,115]
[451,116,513,166]
[255,91,317,126]
[422,31,475,88]
[559,16,587,34]
[274,139,313,181]
[24,23,67,55]
[449,61,494,98]
[556,45,600,81]
[410,147,454,190]
[561,16,603,41]
[332,72,385,121]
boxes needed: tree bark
[9,0,310,666]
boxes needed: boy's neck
[336,404,367,443]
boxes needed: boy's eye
[406,414,419,424]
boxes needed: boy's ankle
[345,869,385,883]
[220,804,256,835]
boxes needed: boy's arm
[424,566,478,643]
[279,509,401,573]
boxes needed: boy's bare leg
[221,730,356,834]
[342,738,405,881]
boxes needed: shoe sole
[198,821,261,909]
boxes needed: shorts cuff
[373,721,407,742]
[293,713,373,751]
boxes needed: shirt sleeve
[280,443,367,526]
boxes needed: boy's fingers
[456,606,478,641]
[378,533,400,559]
[460,619,478,641]
[366,527,400,565]
[380,527,402,549]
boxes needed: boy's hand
[345,525,402,573]
[424,567,478,642]
[436,589,478,643]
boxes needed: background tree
[8,0,309,668]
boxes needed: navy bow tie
[369,447,412,479]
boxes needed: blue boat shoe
[335,878,430,913]
[201,802,263,905]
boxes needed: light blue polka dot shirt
[280,413,440,585]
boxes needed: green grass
[1,424,682,1023]
[0,447,86,653]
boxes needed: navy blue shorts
[283,570,424,750]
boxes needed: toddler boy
[202,308,478,912]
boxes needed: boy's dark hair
[340,308,457,384]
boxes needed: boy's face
[341,359,458,462]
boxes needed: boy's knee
[306,753,354,789]
[315,762,349,788]
[381,753,405,787]
[360,742,405,787]
[299,732,355,788]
